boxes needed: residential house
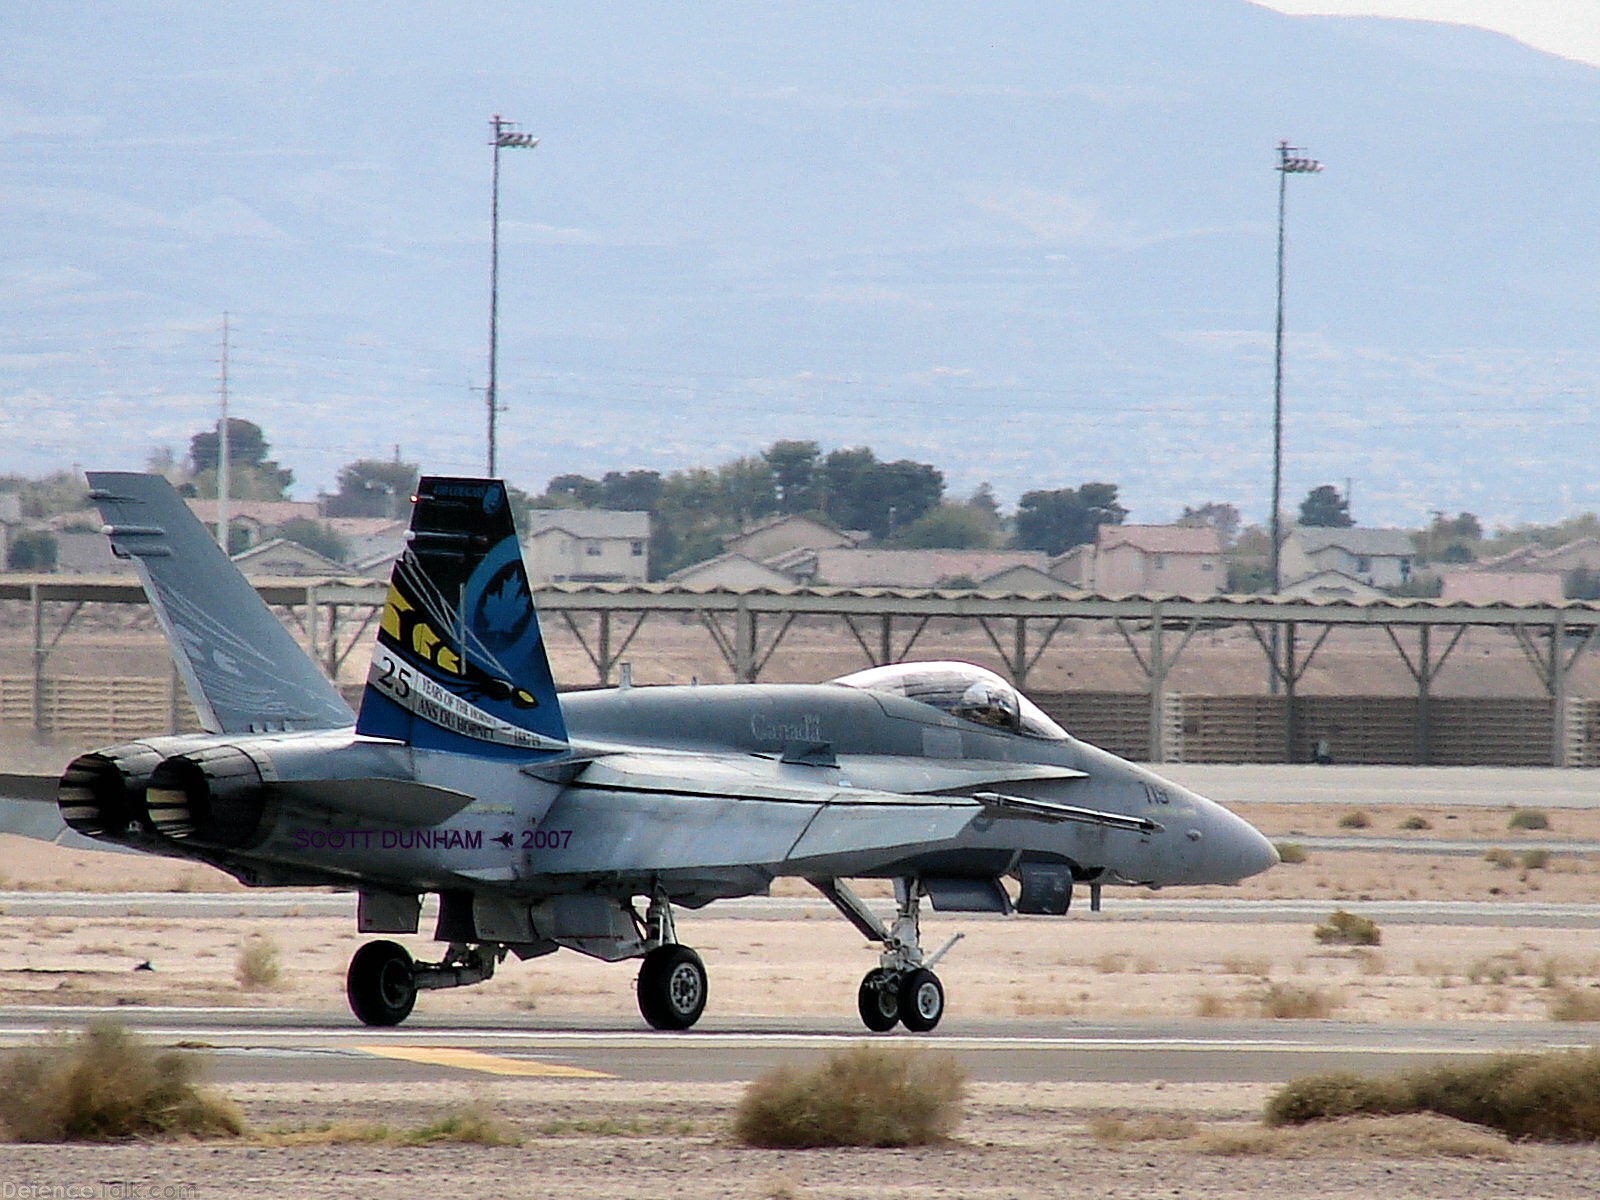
[665,553,796,589]
[1441,571,1565,605]
[522,509,651,584]
[1091,525,1223,596]
[1277,569,1389,602]
[1279,527,1417,592]
[807,548,1050,589]
[324,517,408,567]
[51,529,135,574]
[722,513,864,562]
[185,499,320,551]
[1476,538,1600,575]
[1047,543,1094,589]
[1045,525,1223,596]
[230,538,348,578]
[975,563,1071,593]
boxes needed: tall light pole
[486,114,538,477]
[1268,140,1323,596]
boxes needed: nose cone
[1183,787,1280,883]
[1230,816,1281,880]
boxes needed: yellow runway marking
[357,1045,611,1078]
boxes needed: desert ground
[3,755,1600,1197]
[3,604,1600,1198]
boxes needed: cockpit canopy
[831,662,1069,741]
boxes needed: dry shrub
[1337,810,1371,830]
[1198,1115,1510,1160]
[404,1100,523,1146]
[1351,948,1387,976]
[263,1121,395,1146]
[265,1101,521,1147]
[1313,910,1381,946]
[1507,809,1551,831]
[1087,1113,1196,1145]
[1274,841,1308,865]
[1483,847,1517,869]
[1194,991,1234,1018]
[1266,1070,1412,1126]
[1267,1049,1600,1142]
[1399,815,1432,831]
[0,1022,244,1142]
[1518,849,1551,871]
[1258,983,1339,1019]
[1548,988,1600,1022]
[733,1044,965,1148]
[235,933,281,990]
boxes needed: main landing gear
[634,892,707,1031]
[346,939,498,1027]
[343,890,711,1031]
[816,877,960,1033]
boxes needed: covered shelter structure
[4,576,1599,766]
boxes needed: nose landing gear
[816,877,960,1033]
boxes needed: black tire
[857,967,900,1032]
[346,939,417,1027]
[897,967,944,1033]
[637,944,708,1031]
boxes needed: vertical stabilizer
[85,472,355,734]
[356,477,568,758]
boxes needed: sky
[7,3,1600,530]
[1256,1,1600,67]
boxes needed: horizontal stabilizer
[971,791,1162,833]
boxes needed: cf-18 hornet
[34,472,1277,1031]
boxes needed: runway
[0,1005,1587,1087]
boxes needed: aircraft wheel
[346,939,417,1027]
[897,967,944,1033]
[637,944,708,1031]
[857,968,901,1032]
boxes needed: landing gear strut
[815,877,960,1033]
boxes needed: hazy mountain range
[5,1,1599,529]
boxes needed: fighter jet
[35,472,1277,1032]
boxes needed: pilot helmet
[952,679,1020,731]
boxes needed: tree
[1420,511,1483,564]
[1014,483,1127,556]
[599,469,664,512]
[276,518,350,563]
[0,471,89,520]
[1178,502,1241,546]
[818,448,943,540]
[650,468,727,578]
[324,458,420,518]
[1566,568,1600,601]
[6,529,57,571]
[967,483,1002,531]
[762,440,821,514]
[1299,485,1352,528]
[544,474,603,508]
[895,503,994,549]
[187,418,292,499]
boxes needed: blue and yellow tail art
[355,478,568,758]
